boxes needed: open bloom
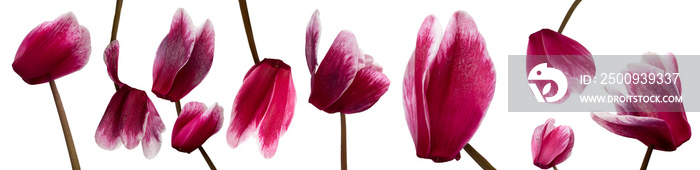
[526,29,594,103]
[96,40,166,159]
[12,12,91,85]
[305,10,390,114]
[403,11,496,162]
[592,53,690,151]
[227,59,296,158]
[532,118,574,169]
[172,102,223,153]
[152,8,215,102]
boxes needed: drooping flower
[526,29,595,103]
[305,10,390,114]
[96,40,166,159]
[12,12,91,85]
[152,8,215,102]
[403,11,496,162]
[591,53,690,151]
[227,59,296,158]
[531,118,574,169]
[172,102,224,153]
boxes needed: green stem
[238,0,260,64]
[640,145,653,170]
[175,101,217,170]
[340,113,347,170]
[463,143,496,170]
[49,81,81,170]
[558,0,582,33]
[111,0,123,91]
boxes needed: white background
[1,0,699,169]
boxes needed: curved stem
[49,81,81,170]
[640,145,653,170]
[558,0,582,33]
[238,0,260,64]
[340,113,347,170]
[111,0,123,91]
[463,143,496,170]
[175,101,216,169]
[553,165,558,170]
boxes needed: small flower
[152,8,215,102]
[403,11,496,162]
[227,59,296,158]
[305,10,390,114]
[96,40,166,159]
[531,118,574,169]
[12,12,91,85]
[172,102,224,153]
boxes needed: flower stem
[110,0,123,91]
[49,81,81,170]
[340,113,347,170]
[553,166,559,170]
[640,145,653,170]
[558,0,582,33]
[175,101,217,170]
[463,143,496,170]
[238,0,260,64]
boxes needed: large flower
[531,118,574,169]
[591,53,690,151]
[305,10,390,114]
[227,59,296,158]
[172,102,223,153]
[403,11,496,162]
[152,8,215,102]
[526,29,594,103]
[12,12,91,85]
[96,40,166,159]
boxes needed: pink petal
[362,54,383,72]
[165,19,215,101]
[323,68,389,114]
[119,87,150,150]
[309,30,362,111]
[526,29,594,103]
[534,125,573,169]
[641,52,681,94]
[257,62,295,158]
[228,59,281,148]
[152,8,196,101]
[531,118,555,161]
[142,97,165,159]
[603,86,640,116]
[95,85,132,150]
[549,126,574,168]
[403,14,441,158]
[103,40,123,86]
[13,12,91,85]
[306,9,321,75]
[424,11,495,162]
[591,112,677,151]
[172,102,223,153]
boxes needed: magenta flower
[526,29,594,103]
[12,12,91,85]
[305,10,390,114]
[227,59,296,158]
[96,40,166,159]
[152,8,215,102]
[172,102,223,153]
[403,11,495,162]
[532,118,574,169]
[592,53,690,151]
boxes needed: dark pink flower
[227,59,296,158]
[526,29,594,103]
[305,10,390,114]
[172,102,223,153]
[152,8,215,102]
[592,53,690,151]
[532,118,574,169]
[403,11,496,162]
[12,12,91,85]
[96,40,166,159]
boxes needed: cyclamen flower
[172,102,224,153]
[96,40,166,159]
[526,29,595,103]
[403,11,495,162]
[305,10,390,114]
[532,118,574,169]
[152,8,215,102]
[227,59,296,158]
[592,53,690,151]
[12,12,91,85]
